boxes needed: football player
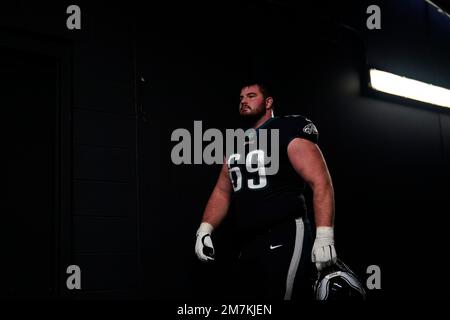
[195,81,337,300]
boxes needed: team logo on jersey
[303,123,318,135]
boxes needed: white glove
[195,222,215,262]
[312,226,337,271]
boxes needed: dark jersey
[226,115,319,234]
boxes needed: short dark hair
[240,80,273,100]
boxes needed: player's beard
[239,102,266,129]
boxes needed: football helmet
[313,259,366,300]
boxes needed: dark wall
[69,4,139,297]
[2,0,449,299]
[2,2,140,298]
[3,46,59,298]
[320,0,450,298]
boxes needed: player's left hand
[312,226,337,271]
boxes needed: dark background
[2,0,449,300]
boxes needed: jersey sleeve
[283,115,319,145]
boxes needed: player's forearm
[201,188,231,229]
[312,181,335,227]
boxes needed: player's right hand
[195,222,215,262]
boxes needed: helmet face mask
[314,259,367,300]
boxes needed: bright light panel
[369,69,450,109]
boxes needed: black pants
[233,217,314,300]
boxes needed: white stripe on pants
[284,217,304,300]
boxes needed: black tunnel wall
[2,0,450,299]
[2,2,139,298]
[319,0,450,299]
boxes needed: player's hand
[195,222,215,262]
[312,226,337,271]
